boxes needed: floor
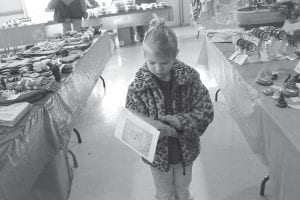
[68,26,269,200]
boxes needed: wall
[164,0,191,27]
[0,0,25,24]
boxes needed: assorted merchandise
[87,2,168,18]
[256,71,300,109]
[275,92,288,108]
[229,26,300,65]
[0,27,96,107]
[112,1,126,12]
[0,18,31,29]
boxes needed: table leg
[215,88,221,102]
[68,150,78,168]
[260,175,270,196]
[73,128,82,144]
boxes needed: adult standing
[47,0,87,32]
[135,0,157,41]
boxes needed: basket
[235,6,286,29]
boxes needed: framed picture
[114,108,160,163]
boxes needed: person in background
[135,0,157,41]
[125,17,214,200]
[47,0,87,32]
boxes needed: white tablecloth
[198,35,300,200]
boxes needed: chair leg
[260,175,270,196]
[73,128,82,144]
[215,88,221,102]
[68,150,78,168]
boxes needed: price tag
[233,54,243,63]
[290,97,300,103]
[295,61,300,73]
[237,54,248,65]
[287,53,298,61]
[260,50,269,62]
[229,50,240,61]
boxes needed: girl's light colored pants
[150,163,194,200]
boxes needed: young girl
[125,17,214,200]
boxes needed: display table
[0,34,112,200]
[198,36,300,200]
[83,6,174,29]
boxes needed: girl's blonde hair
[143,16,178,58]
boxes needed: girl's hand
[155,120,177,139]
[160,115,182,130]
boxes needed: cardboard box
[117,27,135,47]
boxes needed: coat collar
[129,60,198,92]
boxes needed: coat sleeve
[125,88,148,115]
[175,74,214,137]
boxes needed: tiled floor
[68,26,268,200]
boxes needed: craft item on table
[256,77,273,86]
[57,49,69,57]
[63,41,91,51]
[294,74,300,83]
[51,64,61,82]
[60,64,74,73]
[275,92,288,108]
[4,59,32,69]
[0,102,32,127]
[20,41,61,56]
[230,38,258,65]
[271,71,279,80]
[0,54,19,63]
[252,28,271,41]
[236,38,257,52]
[157,2,167,8]
[60,53,81,63]
[206,29,236,43]
[265,26,287,40]
[263,88,274,96]
[282,74,299,97]
[32,59,51,72]
[295,61,300,73]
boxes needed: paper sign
[296,83,300,88]
[295,61,300,73]
[237,54,248,65]
[229,50,240,61]
[114,108,160,163]
[234,54,243,64]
